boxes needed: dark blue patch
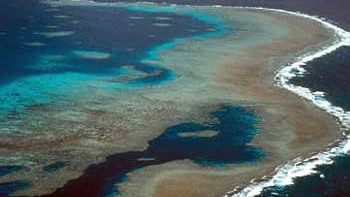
[0,166,23,177]
[0,0,219,87]
[259,155,350,197]
[0,0,227,117]
[43,162,66,173]
[37,105,263,197]
[145,105,263,165]
[290,46,350,111]
[0,181,30,197]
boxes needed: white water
[226,7,350,197]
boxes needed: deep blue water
[93,1,350,196]
[92,1,350,197]
[0,1,265,197]
[0,166,27,196]
[258,47,350,196]
[0,181,30,197]
[0,166,23,177]
[259,155,350,197]
[6,0,350,196]
[0,0,222,117]
[36,105,263,197]
[291,46,350,111]
[96,0,350,31]
[43,162,67,173]
[0,0,211,83]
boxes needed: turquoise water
[0,1,267,197]
[0,105,263,197]
[37,105,263,197]
[0,0,226,119]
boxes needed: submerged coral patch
[38,105,263,197]
[33,31,75,38]
[53,15,71,19]
[0,166,23,177]
[72,50,111,60]
[0,181,30,196]
[23,42,46,47]
[44,8,60,12]
[177,130,219,138]
[43,161,67,173]
[128,16,144,20]
[29,54,67,71]
[155,16,173,20]
[152,23,172,27]
[45,25,60,29]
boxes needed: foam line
[224,7,350,197]
[44,1,350,196]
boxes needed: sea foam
[225,7,350,197]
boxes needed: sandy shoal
[0,5,342,197]
[125,9,342,197]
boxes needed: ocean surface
[121,1,350,197]
[38,105,263,197]
[0,0,220,117]
[0,0,265,196]
[259,155,350,197]
[291,46,350,111]
[256,46,350,197]
[1,0,350,196]
[96,1,350,197]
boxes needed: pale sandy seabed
[0,2,343,197]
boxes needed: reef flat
[0,1,341,197]
[149,9,341,197]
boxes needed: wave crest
[227,7,350,197]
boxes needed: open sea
[1,0,350,196]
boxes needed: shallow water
[37,105,263,197]
[257,46,350,197]
[0,181,30,197]
[5,0,349,197]
[96,0,350,31]
[0,1,266,196]
[0,0,218,117]
[105,1,350,197]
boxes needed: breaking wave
[225,7,350,197]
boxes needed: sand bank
[0,3,340,197]
[119,8,340,197]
